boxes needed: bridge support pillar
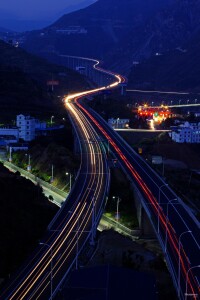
[132,185,156,238]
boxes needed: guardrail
[100,214,141,238]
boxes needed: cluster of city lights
[137,104,171,122]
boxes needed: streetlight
[178,230,192,298]
[50,164,54,183]
[187,99,189,105]
[50,115,54,125]
[25,153,31,172]
[157,184,168,234]
[194,99,197,104]
[66,172,72,191]
[9,146,12,162]
[185,265,200,299]
[179,100,182,105]
[164,198,178,252]
[112,196,121,220]
[171,100,173,106]
[39,242,53,300]
[151,101,154,107]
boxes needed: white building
[108,118,129,129]
[0,115,47,145]
[169,121,200,143]
[16,114,36,141]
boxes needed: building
[169,121,200,143]
[108,118,129,129]
[0,127,19,145]
[16,114,36,141]
[16,114,46,141]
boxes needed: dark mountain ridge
[17,0,200,91]
[0,40,87,119]
[128,29,200,92]
[22,0,174,68]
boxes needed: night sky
[0,0,87,19]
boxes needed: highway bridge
[0,86,110,299]
[64,57,200,300]
[1,56,199,300]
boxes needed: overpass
[64,57,200,300]
[0,86,110,299]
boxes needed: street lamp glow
[51,115,54,124]
[9,146,12,162]
[66,172,72,191]
[112,196,121,220]
[25,153,31,172]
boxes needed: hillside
[21,0,200,76]
[127,31,200,92]
[0,40,87,120]
[0,163,58,279]
[22,0,174,72]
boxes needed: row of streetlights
[135,99,198,107]
[157,184,199,298]
[50,116,66,125]
[8,150,73,191]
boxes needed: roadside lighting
[66,172,72,191]
[179,100,181,105]
[187,99,189,105]
[164,198,178,252]
[25,153,31,172]
[50,115,54,124]
[112,196,121,220]
[185,265,200,299]
[157,184,168,234]
[9,146,12,162]
[178,230,192,298]
[50,165,54,183]
[39,242,53,300]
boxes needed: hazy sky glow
[0,0,84,19]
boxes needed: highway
[0,92,110,299]
[64,60,200,299]
[1,56,199,299]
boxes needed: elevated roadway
[0,89,110,299]
[64,58,200,300]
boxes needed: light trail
[127,89,190,95]
[64,59,199,299]
[1,56,198,300]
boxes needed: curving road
[0,89,110,299]
[1,56,199,300]
[64,59,200,300]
